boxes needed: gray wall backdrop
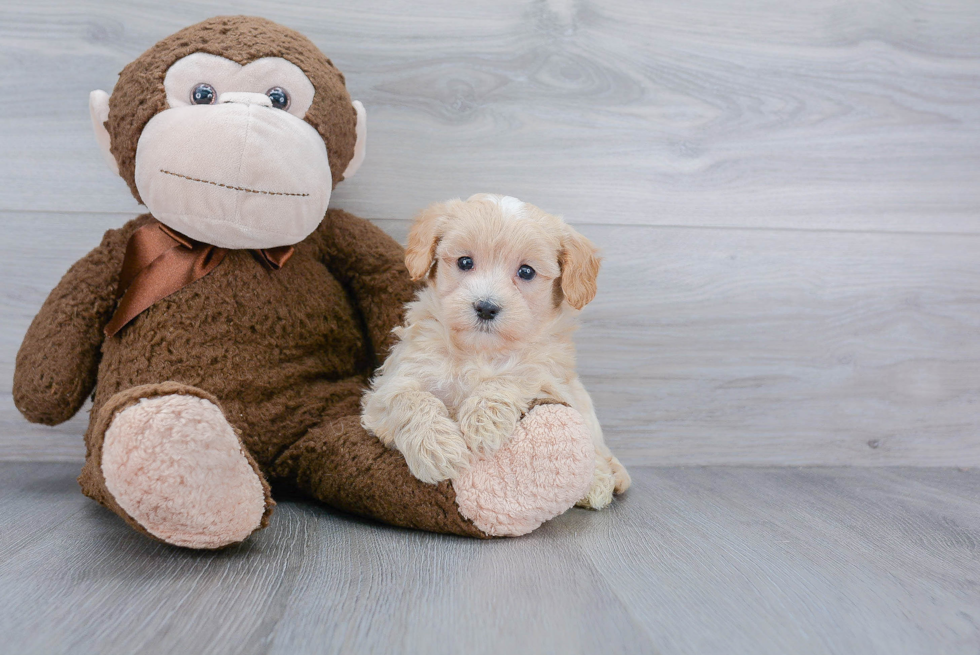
[1,0,979,465]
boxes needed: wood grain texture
[578,223,980,466]
[1,1,979,465]
[0,0,978,231]
[0,462,978,654]
[3,4,979,654]
[3,213,978,465]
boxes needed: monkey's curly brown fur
[13,16,489,543]
[106,16,358,204]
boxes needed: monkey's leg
[78,382,274,549]
[271,413,488,537]
[271,402,594,538]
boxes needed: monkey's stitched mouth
[159,169,309,197]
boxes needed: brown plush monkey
[13,16,596,548]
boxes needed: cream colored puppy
[362,194,630,509]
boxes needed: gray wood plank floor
[3,4,978,654]
[1,462,977,655]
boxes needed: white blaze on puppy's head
[405,195,601,353]
[466,193,528,220]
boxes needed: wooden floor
[0,462,977,655]
[2,2,979,654]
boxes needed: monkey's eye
[457,256,474,271]
[518,264,536,280]
[190,83,216,105]
[266,87,290,110]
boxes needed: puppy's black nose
[473,299,501,321]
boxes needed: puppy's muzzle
[473,299,501,322]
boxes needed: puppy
[362,194,630,509]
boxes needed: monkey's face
[132,53,334,249]
[90,17,366,250]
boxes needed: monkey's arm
[13,220,139,425]
[317,208,418,366]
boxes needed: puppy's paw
[610,454,631,495]
[576,449,629,510]
[576,452,615,510]
[457,394,522,456]
[395,415,470,484]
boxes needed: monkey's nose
[218,92,274,107]
[473,300,501,321]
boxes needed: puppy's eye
[191,83,216,105]
[266,86,290,110]
[518,264,536,280]
[457,256,474,271]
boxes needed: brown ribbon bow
[104,220,294,337]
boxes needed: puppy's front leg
[363,386,469,484]
[457,378,528,456]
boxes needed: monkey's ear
[405,202,448,281]
[341,100,367,180]
[559,225,601,310]
[89,90,119,176]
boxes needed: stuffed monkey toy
[13,16,600,548]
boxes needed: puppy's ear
[405,202,448,280]
[559,225,601,310]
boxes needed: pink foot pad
[452,404,594,537]
[102,394,267,549]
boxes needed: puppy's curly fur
[362,194,630,508]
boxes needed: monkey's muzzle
[134,101,332,249]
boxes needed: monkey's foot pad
[101,393,267,548]
[453,404,594,536]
